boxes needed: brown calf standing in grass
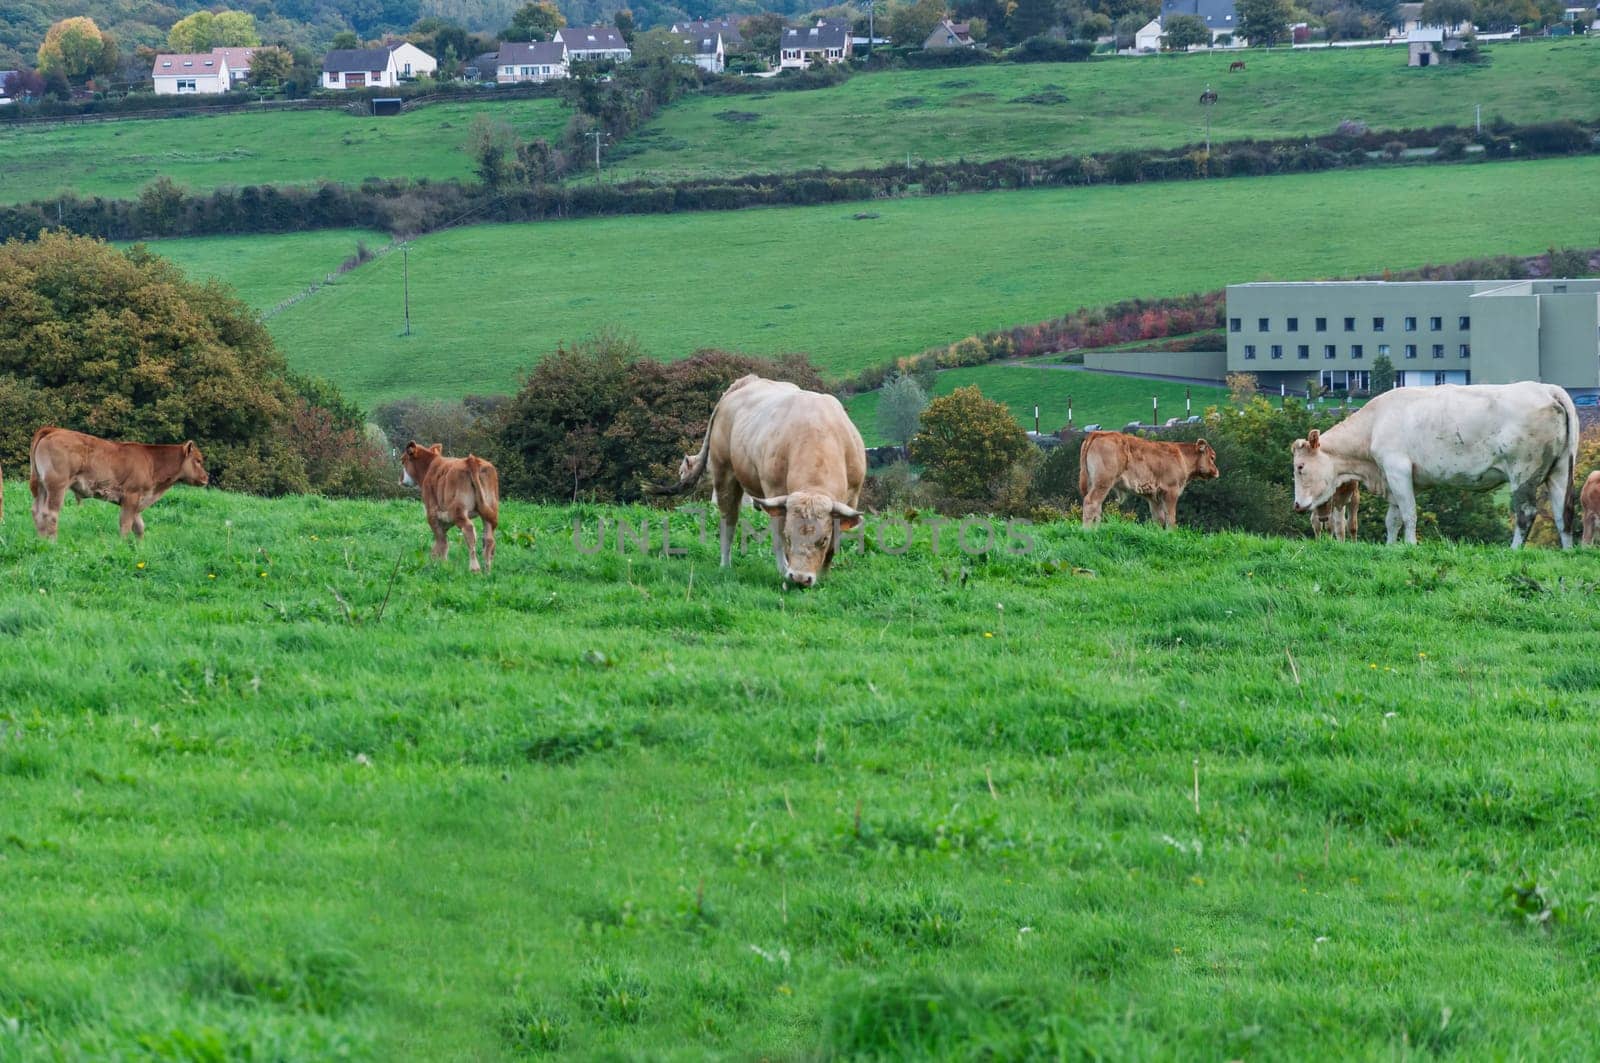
[1310,481,1360,541]
[29,427,209,540]
[1582,471,1600,546]
[399,442,499,573]
[1079,430,1219,529]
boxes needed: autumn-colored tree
[168,10,261,51]
[247,46,294,88]
[909,386,1031,503]
[502,1,565,41]
[0,232,359,494]
[893,0,950,47]
[37,17,117,81]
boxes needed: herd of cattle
[10,377,1600,585]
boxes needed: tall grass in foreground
[0,484,1597,1058]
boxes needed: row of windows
[1244,343,1471,360]
[1231,315,1470,334]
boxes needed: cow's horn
[750,494,789,512]
[831,500,861,519]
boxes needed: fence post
[1152,396,1159,426]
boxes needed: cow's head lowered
[749,491,862,588]
[1290,429,1341,512]
[178,441,210,486]
[1188,439,1220,480]
[399,442,442,488]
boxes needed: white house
[1391,2,1472,35]
[152,52,232,94]
[1158,0,1241,42]
[496,40,569,83]
[672,18,744,49]
[922,19,976,49]
[321,42,436,89]
[554,26,632,62]
[1134,17,1164,50]
[210,47,254,87]
[674,30,726,72]
[779,20,853,69]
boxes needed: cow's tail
[28,426,58,507]
[1077,431,1100,500]
[467,456,499,525]
[642,404,718,497]
[1560,390,1580,535]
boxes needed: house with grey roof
[554,26,632,62]
[496,40,569,83]
[779,20,853,69]
[673,31,726,72]
[1158,0,1240,41]
[322,42,436,89]
[672,18,745,49]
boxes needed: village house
[673,31,726,72]
[152,52,232,94]
[209,47,255,87]
[672,17,745,49]
[321,42,436,89]
[1407,26,1466,65]
[779,19,853,69]
[1391,2,1473,35]
[1134,17,1164,50]
[495,40,569,83]
[1157,0,1241,42]
[553,26,633,62]
[922,19,976,48]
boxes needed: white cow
[649,375,866,586]
[1291,382,1578,548]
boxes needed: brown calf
[1310,480,1360,541]
[1079,431,1219,528]
[400,442,500,573]
[1581,471,1600,546]
[29,427,208,540]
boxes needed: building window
[1343,317,1356,332]
[1405,344,1417,359]
[1258,317,1269,331]
[1430,316,1442,331]
[1287,317,1299,332]
[1351,344,1364,359]
[1298,344,1310,359]
[1458,316,1470,330]
[1404,316,1417,332]
[1435,371,1448,386]
[177,78,196,91]
[1432,344,1444,358]
[1459,344,1470,358]
[1373,317,1385,332]
[1315,317,1327,332]
[1244,345,1256,360]
[1378,344,1390,357]
[1271,344,1283,360]
[1229,318,1241,333]
[1324,344,1336,359]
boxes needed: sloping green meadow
[2,484,1598,1057]
[133,155,1600,407]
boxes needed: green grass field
[133,228,385,311]
[611,39,1600,181]
[139,154,1600,408]
[0,98,568,205]
[846,363,1230,444]
[4,484,1599,1057]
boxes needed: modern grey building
[1225,280,1600,398]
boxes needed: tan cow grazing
[648,375,865,587]
[1310,480,1360,541]
[29,427,208,540]
[1078,431,1219,528]
[1581,471,1600,546]
[399,442,500,573]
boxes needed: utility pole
[1475,103,1481,135]
[865,0,874,57]
[402,244,411,336]
[585,129,609,181]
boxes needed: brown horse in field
[1229,60,1246,72]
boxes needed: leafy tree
[331,30,360,49]
[0,231,331,494]
[613,9,636,43]
[1077,11,1113,38]
[502,1,565,41]
[248,45,294,87]
[1008,0,1061,41]
[740,13,788,55]
[910,386,1031,503]
[1114,11,1147,47]
[877,373,929,446]
[1163,13,1212,47]
[1370,353,1395,392]
[3,68,45,99]
[468,114,524,190]
[168,10,261,51]
[630,28,691,62]
[1421,0,1474,24]
[1237,0,1293,43]
[37,17,116,81]
[894,0,951,46]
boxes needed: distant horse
[1199,88,1218,105]
[1229,60,1246,72]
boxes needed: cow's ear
[836,513,863,532]
[1195,437,1208,449]
[184,440,196,454]
[430,443,443,453]
[1307,429,1320,450]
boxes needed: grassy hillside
[612,39,1600,181]
[134,228,386,311]
[144,154,1600,406]
[2,485,1598,1057]
[0,98,568,205]
[846,363,1230,445]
